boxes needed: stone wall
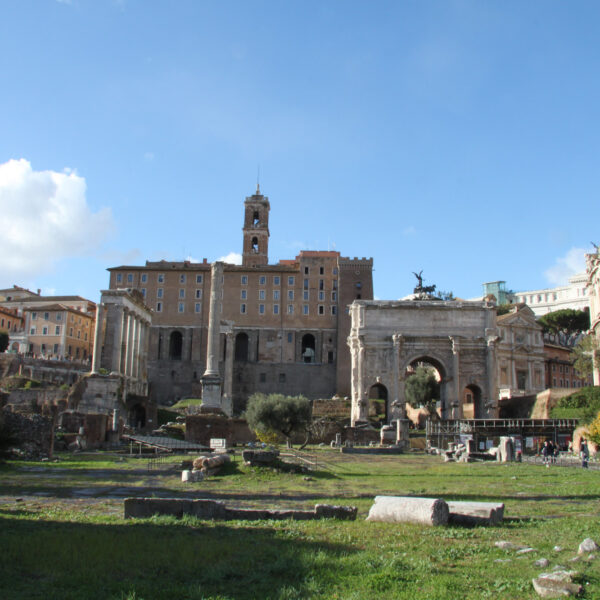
[186,415,255,446]
[60,411,110,448]
[1,408,53,457]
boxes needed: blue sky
[1,0,598,303]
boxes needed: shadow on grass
[0,515,355,600]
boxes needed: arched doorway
[235,332,249,361]
[130,404,146,429]
[169,331,182,360]
[368,383,388,426]
[462,384,483,419]
[301,334,316,363]
[404,356,445,418]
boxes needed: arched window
[301,334,316,363]
[234,332,249,362]
[253,210,260,226]
[169,331,183,360]
[251,237,259,253]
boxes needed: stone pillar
[122,310,132,377]
[451,337,461,419]
[91,303,105,373]
[527,358,534,395]
[391,334,404,420]
[222,329,234,416]
[111,306,126,374]
[486,336,499,417]
[201,262,224,411]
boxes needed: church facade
[107,187,373,412]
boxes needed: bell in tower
[242,184,270,267]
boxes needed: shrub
[550,386,600,424]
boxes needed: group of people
[542,438,590,468]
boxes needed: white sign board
[210,438,227,449]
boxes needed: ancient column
[122,310,132,376]
[392,333,404,419]
[451,337,461,418]
[201,262,224,411]
[486,335,499,417]
[111,305,126,374]
[91,303,105,373]
[222,329,234,416]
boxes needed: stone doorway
[368,383,388,426]
[462,384,483,419]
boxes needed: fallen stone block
[532,571,582,598]
[124,498,193,519]
[315,504,358,520]
[578,538,598,554]
[366,496,449,526]
[447,501,505,526]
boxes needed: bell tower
[242,184,270,267]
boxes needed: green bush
[550,386,600,424]
[157,408,180,426]
[170,398,203,411]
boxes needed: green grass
[0,450,599,599]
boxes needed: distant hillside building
[107,187,373,411]
[481,275,590,316]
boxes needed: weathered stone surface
[532,577,582,598]
[495,541,526,551]
[123,498,357,521]
[447,501,504,526]
[242,449,279,466]
[366,496,449,526]
[578,538,599,554]
[517,547,536,555]
[535,558,550,568]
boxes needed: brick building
[107,187,373,411]
[544,341,593,389]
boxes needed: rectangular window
[157,288,163,298]
[32,312,37,320]
[196,274,203,284]
[319,279,324,290]
[141,288,146,297]
[56,314,62,321]
[318,291,324,301]
[333,267,338,275]
[53,344,59,354]
[84,332,88,341]
[42,327,48,335]
[69,328,73,336]
[44,312,49,320]
[303,290,309,301]
[288,290,294,300]
[141,273,147,283]
[259,373,267,383]
[273,304,279,314]
[333,279,338,290]
[318,305,324,315]
[259,276,266,285]
[241,289,247,300]
[116,273,122,283]
[178,302,185,313]
[55,326,60,335]
[179,288,185,299]
[279,373,286,383]
[331,305,337,315]
[195,303,201,313]
[273,290,280,300]
[304,278,309,289]
[77,331,80,339]
[288,276,295,286]
[287,304,294,314]
[287,332,293,343]
[303,305,309,315]
[178,274,185,283]
[565,366,570,374]
[259,304,265,315]
[30,327,36,335]
[304,266,309,274]
[273,276,280,286]
[195,289,202,299]
[240,303,246,314]
[156,302,162,312]
[331,291,337,301]
[259,290,265,300]
[127,273,133,283]
[319,266,324,275]
[241,275,248,285]
[158,273,164,283]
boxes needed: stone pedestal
[200,374,223,413]
[395,418,410,448]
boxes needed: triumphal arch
[347,299,499,425]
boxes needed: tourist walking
[580,439,590,469]
[541,440,551,467]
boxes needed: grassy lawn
[0,450,599,599]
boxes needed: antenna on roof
[256,165,261,194]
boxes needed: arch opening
[301,334,316,363]
[462,384,483,419]
[235,332,249,362]
[404,356,445,418]
[169,331,183,360]
[129,403,146,429]
[368,383,388,427]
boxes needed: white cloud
[217,252,242,265]
[0,158,114,280]
[544,247,587,285]
[402,225,417,236]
